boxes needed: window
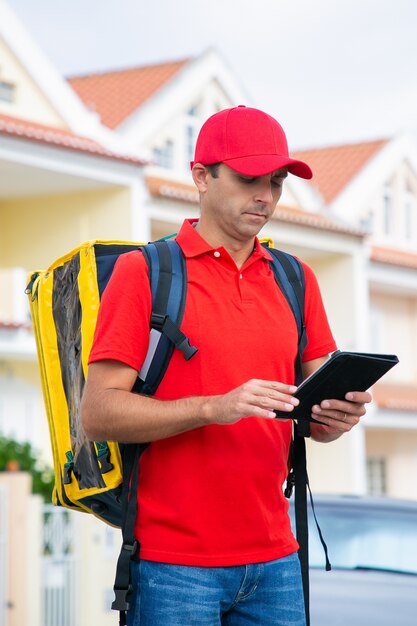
[0,80,15,103]
[153,139,174,169]
[404,184,416,242]
[187,105,198,117]
[297,498,417,575]
[382,183,392,236]
[360,210,375,233]
[366,457,387,496]
[185,105,199,168]
[185,123,196,166]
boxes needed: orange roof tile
[373,383,417,412]
[371,245,417,269]
[68,59,189,129]
[0,321,32,331]
[146,176,199,204]
[0,113,146,164]
[293,139,388,204]
[272,204,364,237]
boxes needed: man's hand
[202,379,300,425]
[310,390,372,442]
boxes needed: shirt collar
[176,219,274,263]
[175,219,213,258]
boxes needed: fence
[42,506,78,626]
[0,472,119,626]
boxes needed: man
[81,105,371,626]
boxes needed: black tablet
[275,350,399,422]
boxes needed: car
[290,494,417,626]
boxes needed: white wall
[0,35,65,128]
[370,291,417,384]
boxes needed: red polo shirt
[89,219,336,566]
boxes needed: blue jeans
[126,553,306,626]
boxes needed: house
[293,137,417,498]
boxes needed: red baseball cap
[190,105,312,179]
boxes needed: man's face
[201,164,287,242]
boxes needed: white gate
[0,485,7,626]
[42,506,78,626]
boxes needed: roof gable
[293,134,417,253]
[292,139,388,204]
[67,49,250,153]
[0,112,146,164]
[68,58,189,129]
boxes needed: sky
[8,0,417,149]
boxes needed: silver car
[291,495,417,626]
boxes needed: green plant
[0,435,54,501]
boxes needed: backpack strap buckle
[63,451,74,484]
[96,441,114,474]
[111,586,133,612]
[122,540,138,555]
[150,312,167,332]
[284,469,295,498]
[151,313,198,361]
[111,540,138,611]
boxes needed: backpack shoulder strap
[137,239,197,395]
[265,246,307,388]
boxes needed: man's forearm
[81,388,211,443]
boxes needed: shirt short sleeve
[301,260,337,362]
[88,250,152,372]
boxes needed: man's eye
[239,176,256,184]
[272,179,284,187]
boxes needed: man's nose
[254,181,274,204]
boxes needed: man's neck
[194,220,256,270]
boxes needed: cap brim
[223,155,313,179]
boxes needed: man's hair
[206,163,221,178]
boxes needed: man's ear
[192,164,210,192]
